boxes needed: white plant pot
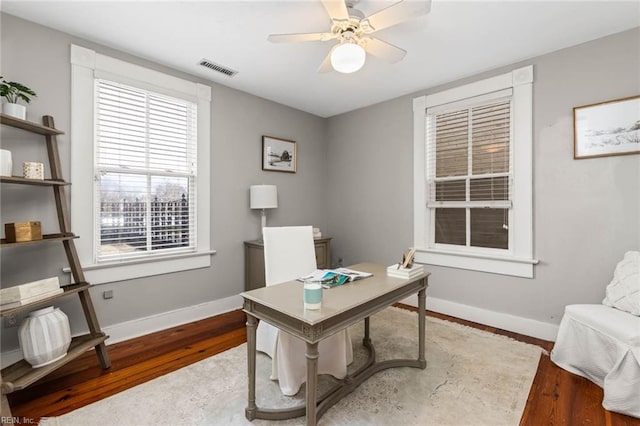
[18,306,72,368]
[1,102,27,120]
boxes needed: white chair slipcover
[255,226,354,396]
[551,304,640,418]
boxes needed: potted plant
[1,76,37,120]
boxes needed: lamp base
[260,210,267,240]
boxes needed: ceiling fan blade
[268,32,335,43]
[361,37,407,63]
[321,0,349,20]
[362,0,431,33]
[318,45,339,73]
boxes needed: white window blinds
[95,80,197,262]
[426,92,512,250]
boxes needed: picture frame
[573,95,640,159]
[262,136,297,173]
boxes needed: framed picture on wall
[262,136,297,173]
[573,95,640,159]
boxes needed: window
[413,66,536,277]
[70,45,212,284]
[95,80,196,262]
[428,93,512,250]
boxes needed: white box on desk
[386,264,425,278]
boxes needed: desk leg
[245,314,257,420]
[363,316,371,346]
[418,284,427,368]
[305,342,319,426]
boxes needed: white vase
[1,102,27,120]
[0,149,12,176]
[18,306,72,368]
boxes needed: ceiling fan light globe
[331,43,366,73]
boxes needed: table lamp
[250,185,278,239]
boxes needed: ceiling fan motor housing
[331,2,375,44]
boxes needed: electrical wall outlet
[103,290,114,299]
[4,313,19,328]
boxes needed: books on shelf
[299,268,373,289]
[0,288,64,310]
[386,264,425,279]
[0,277,61,309]
[0,277,60,303]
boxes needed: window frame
[413,66,537,278]
[70,44,213,285]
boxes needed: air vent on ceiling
[198,59,238,77]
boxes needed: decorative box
[23,162,44,180]
[4,221,43,243]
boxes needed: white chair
[551,251,640,418]
[255,226,354,396]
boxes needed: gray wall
[1,11,638,354]
[326,28,640,326]
[0,14,328,350]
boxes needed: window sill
[415,248,538,278]
[63,250,216,284]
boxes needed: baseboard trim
[401,295,559,342]
[102,294,244,345]
[1,294,244,369]
[1,349,22,369]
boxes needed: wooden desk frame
[242,264,429,425]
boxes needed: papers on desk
[299,268,373,288]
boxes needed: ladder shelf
[0,114,111,419]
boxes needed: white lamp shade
[331,43,366,74]
[250,185,278,209]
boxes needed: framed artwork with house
[262,135,297,173]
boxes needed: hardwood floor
[6,305,639,425]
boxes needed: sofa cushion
[564,304,640,343]
[603,251,640,316]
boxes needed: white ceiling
[2,1,639,117]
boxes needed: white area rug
[40,307,542,426]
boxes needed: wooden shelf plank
[1,333,108,394]
[0,176,69,186]
[0,113,64,135]
[0,233,77,248]
[0,282,90,318]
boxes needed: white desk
[241,262,430,425]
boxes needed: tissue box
[4,221,42,243]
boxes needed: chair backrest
[263,226,317,286]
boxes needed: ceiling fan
[267,0,432,74]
